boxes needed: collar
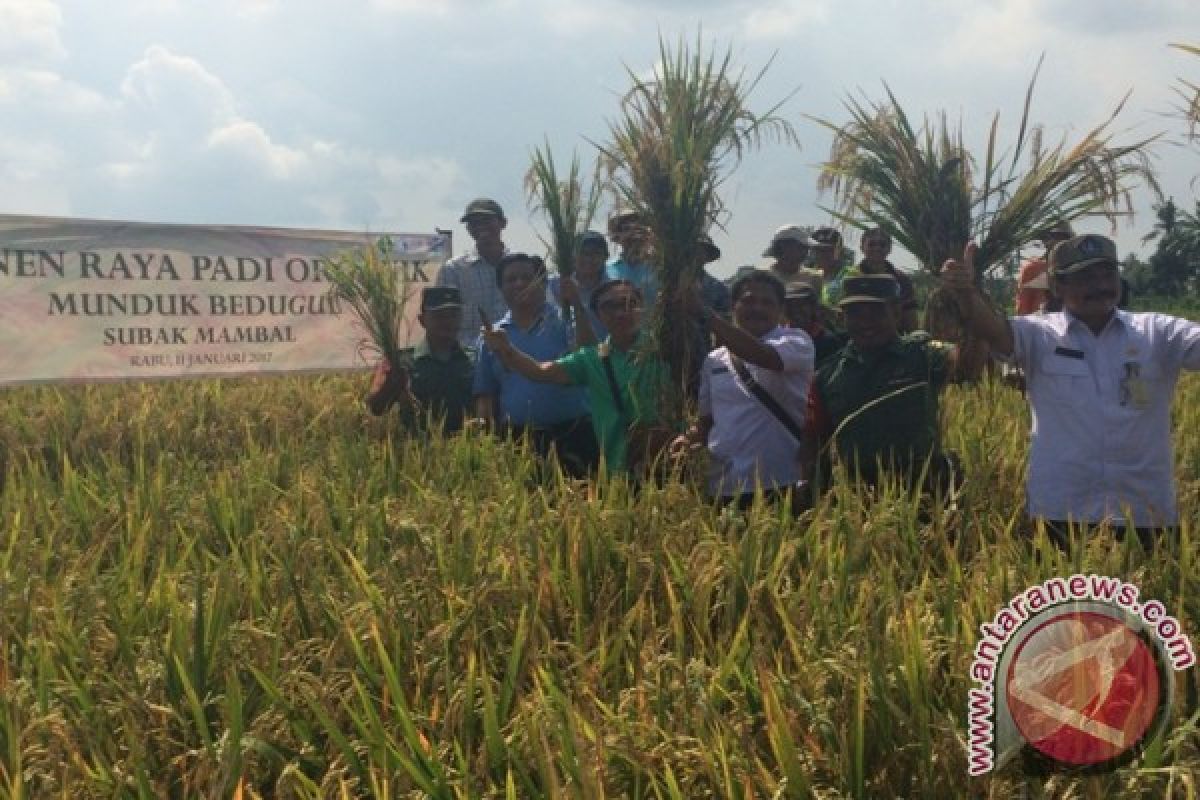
[499,302,558,333]
[856,259,898,276]
[840,335,905,363]
[465,245,510,267]
[1061,308,1126,337]
[413,338,466,361]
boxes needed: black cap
[698,233,721,262]
[421,286,463,311]
[838,274,901,306]
[460,197,505,222]
[577,230,609,252]
[810,227,842,248]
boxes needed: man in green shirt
[479,278,671,474]
[806,272,990,494]
[366,286,474,433]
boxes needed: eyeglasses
[597,299,642,313]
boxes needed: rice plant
[322,236,416,369]
[524,142,606,279]
[597,32,799,409]
[814,60,1159,339]
[0,355,1196,797]
[1170,42,1200,145]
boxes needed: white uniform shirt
[699,326,815,497]
[1010,310,1200,526]
[435,247,510,348]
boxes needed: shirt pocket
[1035,355,1091,405]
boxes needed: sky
[2,0,1199,277]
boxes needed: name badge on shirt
[1119,362,1150,410]
[1053,346,1085,360]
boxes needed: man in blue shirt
[475,253,599,476]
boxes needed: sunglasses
[597,298,643,313]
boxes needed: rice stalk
[814,60,1159,340]
[524,141,605,278]
[322,236,414,368]
[596,32,799,410]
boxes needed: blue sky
[2,0,1198,276]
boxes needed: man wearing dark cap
[435,197,510,348]
[784,282,845,368]
[945,234,1200,549]
[1015,221,1072,315]
[807,270,991,494]
[366,286,474,433]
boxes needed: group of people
[368,197,1200,549]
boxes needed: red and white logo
[1005,610,1166,769]
[967,575,1194,776]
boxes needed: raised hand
[941,242,978,294]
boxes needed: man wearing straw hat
[944,235,1200,549]
[763,224,823,297]
[435,197,511,348]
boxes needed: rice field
[0,347,1197,797]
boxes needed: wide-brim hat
[763,224,811,257]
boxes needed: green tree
[1137,198,1200,295]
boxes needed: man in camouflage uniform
[806,273,989,495]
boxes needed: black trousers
[503,416,599,479]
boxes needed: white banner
[0,215,450,386]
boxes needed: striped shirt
[435,248,509,348]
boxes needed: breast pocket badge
[1119,362,1150,410]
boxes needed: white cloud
[207,120,309,179]
[743,0,831,40]
[0,0,66,63]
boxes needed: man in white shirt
[672,270,815,511]
[942,235,1200,549]
[435,197,510,348]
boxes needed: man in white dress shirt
[672,270,815,511]
[942,234,1200,550]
